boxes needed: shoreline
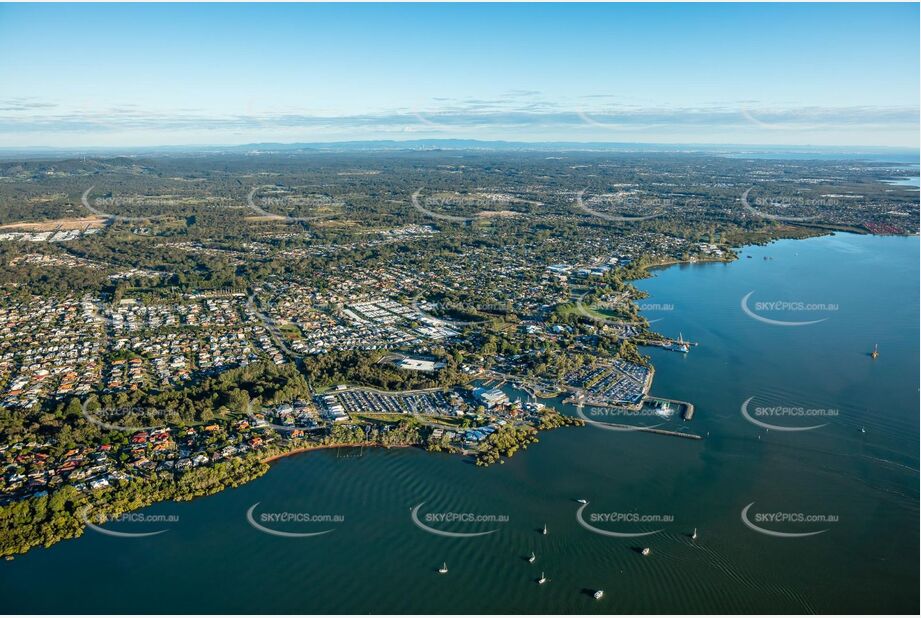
[261,442,413,464]
[5,231,901,560]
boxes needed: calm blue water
[883,163,920,187]
[885,176,920,188]
[1,233,918,614]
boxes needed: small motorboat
[691,528,698,540]
[593,590,604,600]
[641,547,651,556]
[577,499,588,504]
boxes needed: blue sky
[0,3,918,148]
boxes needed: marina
[1,233,916,615]
[0,2,919,615]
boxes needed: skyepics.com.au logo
[740,187,828,222]
[575,501,672,538]
[411,188,476,223]
[741,502,837,538]
[574,403,664,433]
[740,397,838,432]
[740,291,838,327]
[82,186,172,223]
[410,502,508,538]
[81,506,177,538]
[637,302,675,313]
[80,400,167,433]
[246,502,343,538]
[574,189,668,223]
[245,186,334,224]
[410,188,535,224]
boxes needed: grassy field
[559,298,635,322]
[277,322,303,339]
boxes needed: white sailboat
[528,552,536,564]
[438,562,448,574]
[537,572,547,585]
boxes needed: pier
[585,419,703,440]
[636,426,702,440]
[639,337,699,350]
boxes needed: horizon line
[0,138,918,156]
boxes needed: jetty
[640,337,699,350]
[580,417,703,440]
[619,424,701,440]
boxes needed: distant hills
[0,139,917,163]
